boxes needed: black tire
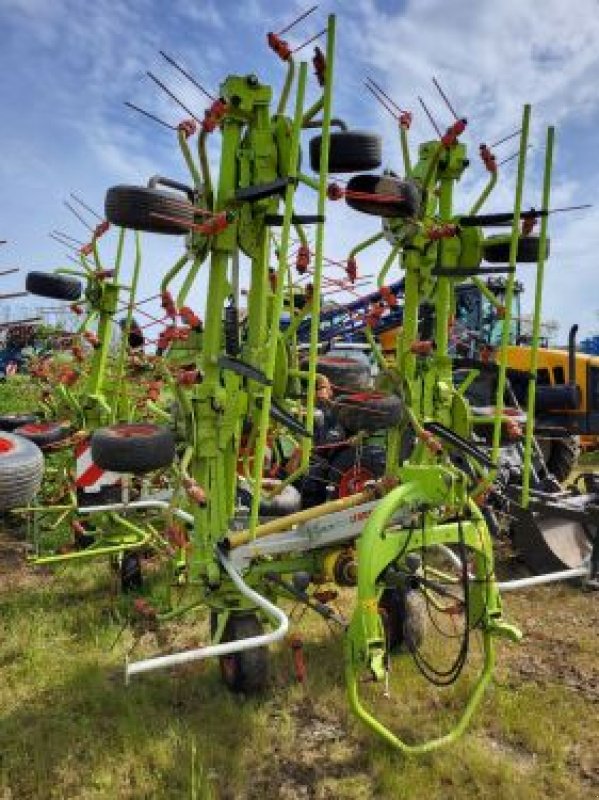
[26,271,82,301]
[104,186,195,235]
[238,480,302,517]
[328,445,385,498]
[0,431,44,510]
[121,552,143,593]
[211,612,269,694]
[379,587,427,652]
[483,235,549,264]
[310,131,382,174]
[314,356,371,391]
[0,412,38,432]
[14,421,70,448]
[334,392,403,434]
[91,423,175,474]
[345,174,420,218]
[298,459,329,508]
[544,434,580,484]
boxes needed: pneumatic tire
[0,432,44,510]
[483,235,549,263]
[0,412,38,432]
[211,612,270,695]
[104,186,194,235]
[345,174,420,218]
[14,421,70,449]
[91,423,175,473]
[334,392,403,434]
[26,271,82,301]
[309,131,382,173]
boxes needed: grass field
[0,377,597,799]
[0,528,597,800]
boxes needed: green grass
[0,546,597,799]
[1,378,597,798]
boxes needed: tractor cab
[454,278,523,351]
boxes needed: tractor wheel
[104,186,195,235]
[483,234,549,264]
[0,432,43,510]
[211,612,269,695]
[120,552,143,593]
[309,131,382,173]
[298,459,330,508]
[91,423,175,473]
[0,412,38,432]
[313,356,371,391]
[345,174,420,218]
[543,434,581,484]
[334,392,403,434]
[26,271,82,301]
[14,421,70,449]
[379,587,427,652]
[328,445,386,498]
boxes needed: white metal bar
[124,551,289,681]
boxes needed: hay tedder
[1,9,597,754]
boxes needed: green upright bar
[521,126,554,505]
[491,105,530,461]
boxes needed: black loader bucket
[510,492,596,574]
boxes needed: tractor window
[589,366,599,411]
[537,368,551,385]
[455,288,481,332]
[481,289,521,346]
[553,365,565,384]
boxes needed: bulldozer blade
[511,504,594,574]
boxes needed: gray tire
[0,432,44,510]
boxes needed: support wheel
[121,552,143,593]
[212,612,269,695]
[310,131,382,173]
[483,234,549,263]
[379,587,427,652]
[0,412,38,432]
[345,174,420,218]
[26,271,82,301]
[91,423,175,474]
[0,432,43,510]
[105,186,194,235]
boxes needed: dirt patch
[245,698,373,800]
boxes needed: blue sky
[1,0,599,340]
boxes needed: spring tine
[63,201,95,232]
[418,96,442,137]
[53,229,86,246]
[292,28,326,53]
[159,51,215,101]
[364,82,399,121]
[431,77,459,120]
[366,77,405,115]
[146,71,202,124]
[49,233,80,254]
[124,101,177,131]
[70,193,104,222]
[550,203,593,215]
[490,129,522,148]
[277,5,318,36]
[498,145,532,166]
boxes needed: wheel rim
[0,436,15,455]
[338,465,375,498]
[18,422,59,434]
[106,424,158,439]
